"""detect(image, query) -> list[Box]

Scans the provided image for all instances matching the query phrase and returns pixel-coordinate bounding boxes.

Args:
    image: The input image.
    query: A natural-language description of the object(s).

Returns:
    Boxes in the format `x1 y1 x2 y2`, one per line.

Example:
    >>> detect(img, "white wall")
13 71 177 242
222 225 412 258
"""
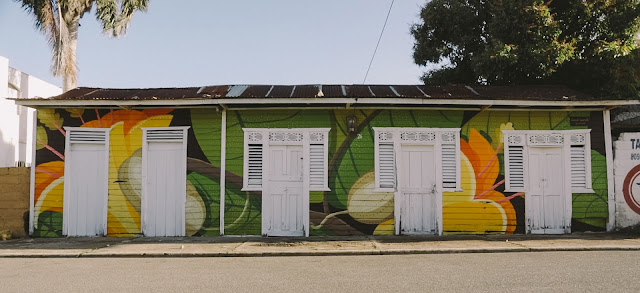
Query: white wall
614 132 640 228
0 56 62 167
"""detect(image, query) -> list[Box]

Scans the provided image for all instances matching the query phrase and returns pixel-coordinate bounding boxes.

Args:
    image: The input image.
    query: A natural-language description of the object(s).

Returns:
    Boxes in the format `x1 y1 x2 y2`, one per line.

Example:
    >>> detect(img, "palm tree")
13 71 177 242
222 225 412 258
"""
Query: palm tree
16 0 148 92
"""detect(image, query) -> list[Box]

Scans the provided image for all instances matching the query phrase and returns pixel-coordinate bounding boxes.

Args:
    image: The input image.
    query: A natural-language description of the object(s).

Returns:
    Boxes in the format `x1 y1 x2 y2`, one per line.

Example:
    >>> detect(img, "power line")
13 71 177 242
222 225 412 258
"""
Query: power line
363 0 395 84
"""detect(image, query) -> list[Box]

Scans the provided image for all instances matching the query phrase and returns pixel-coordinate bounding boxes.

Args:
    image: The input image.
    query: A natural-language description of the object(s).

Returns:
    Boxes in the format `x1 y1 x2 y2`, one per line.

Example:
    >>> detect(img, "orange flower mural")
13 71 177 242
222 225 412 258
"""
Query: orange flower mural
443 127 518 234
33 109 205 236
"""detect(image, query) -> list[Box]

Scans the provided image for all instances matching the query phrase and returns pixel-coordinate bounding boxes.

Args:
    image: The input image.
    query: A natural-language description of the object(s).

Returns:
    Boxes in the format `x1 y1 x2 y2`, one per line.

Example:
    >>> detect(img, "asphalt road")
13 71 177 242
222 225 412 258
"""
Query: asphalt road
2 251 640 292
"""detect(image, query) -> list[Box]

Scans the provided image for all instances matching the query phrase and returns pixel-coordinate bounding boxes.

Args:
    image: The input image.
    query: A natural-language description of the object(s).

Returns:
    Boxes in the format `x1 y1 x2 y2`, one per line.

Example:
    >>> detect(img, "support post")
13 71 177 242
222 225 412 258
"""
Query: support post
604 110 615 231
219 108 227 235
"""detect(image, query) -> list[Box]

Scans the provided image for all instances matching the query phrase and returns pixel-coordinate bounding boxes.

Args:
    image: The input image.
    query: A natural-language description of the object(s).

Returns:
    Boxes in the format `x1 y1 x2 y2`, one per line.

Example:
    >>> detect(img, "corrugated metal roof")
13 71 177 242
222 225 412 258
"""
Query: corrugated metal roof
20 84 609 102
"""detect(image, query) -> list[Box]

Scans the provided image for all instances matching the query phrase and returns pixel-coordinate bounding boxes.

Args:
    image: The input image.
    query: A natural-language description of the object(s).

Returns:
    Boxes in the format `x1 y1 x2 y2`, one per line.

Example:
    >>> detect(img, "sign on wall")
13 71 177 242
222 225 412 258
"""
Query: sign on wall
614 133 640 228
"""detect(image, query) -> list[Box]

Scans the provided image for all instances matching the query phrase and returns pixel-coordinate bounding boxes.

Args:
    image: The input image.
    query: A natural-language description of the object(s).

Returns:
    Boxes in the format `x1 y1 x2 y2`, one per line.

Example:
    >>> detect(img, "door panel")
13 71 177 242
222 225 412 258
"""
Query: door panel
399 145 437 234
527 147 566 234
143 141 186 237
265 145 304 236
64 143 108 236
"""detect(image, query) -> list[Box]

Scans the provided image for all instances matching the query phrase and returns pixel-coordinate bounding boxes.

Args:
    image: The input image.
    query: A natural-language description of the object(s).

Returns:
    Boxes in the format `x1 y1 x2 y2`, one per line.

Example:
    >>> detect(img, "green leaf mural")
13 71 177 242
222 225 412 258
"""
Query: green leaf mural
572 150 609 228
33 211 62 238
329 110 464 221
461 111 590 150
187 172 221 236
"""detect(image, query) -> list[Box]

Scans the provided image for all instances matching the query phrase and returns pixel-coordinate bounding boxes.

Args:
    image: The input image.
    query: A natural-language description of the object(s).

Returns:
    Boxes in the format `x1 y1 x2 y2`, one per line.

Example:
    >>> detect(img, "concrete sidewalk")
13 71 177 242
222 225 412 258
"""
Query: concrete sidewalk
1 233 640 258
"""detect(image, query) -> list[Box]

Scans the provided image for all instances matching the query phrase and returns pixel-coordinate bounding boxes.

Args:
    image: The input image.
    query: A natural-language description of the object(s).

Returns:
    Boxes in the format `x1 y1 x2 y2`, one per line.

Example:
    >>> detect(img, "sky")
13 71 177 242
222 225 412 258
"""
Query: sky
0 1 429 89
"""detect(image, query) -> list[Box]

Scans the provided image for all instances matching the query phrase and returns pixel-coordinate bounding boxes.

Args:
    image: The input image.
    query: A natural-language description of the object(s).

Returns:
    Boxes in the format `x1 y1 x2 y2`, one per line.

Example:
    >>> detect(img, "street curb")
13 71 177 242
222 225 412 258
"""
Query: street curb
2 246 640 258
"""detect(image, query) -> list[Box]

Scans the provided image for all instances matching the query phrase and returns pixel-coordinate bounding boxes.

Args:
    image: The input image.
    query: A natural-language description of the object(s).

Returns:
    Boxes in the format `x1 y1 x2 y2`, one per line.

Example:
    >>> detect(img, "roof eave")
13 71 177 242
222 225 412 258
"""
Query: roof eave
12 97 640 109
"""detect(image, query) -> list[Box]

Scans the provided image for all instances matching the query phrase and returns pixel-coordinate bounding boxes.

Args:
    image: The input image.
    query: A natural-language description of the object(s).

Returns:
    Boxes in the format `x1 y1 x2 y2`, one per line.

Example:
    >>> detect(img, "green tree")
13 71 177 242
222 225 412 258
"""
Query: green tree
412 0 640 98
16 0 148 92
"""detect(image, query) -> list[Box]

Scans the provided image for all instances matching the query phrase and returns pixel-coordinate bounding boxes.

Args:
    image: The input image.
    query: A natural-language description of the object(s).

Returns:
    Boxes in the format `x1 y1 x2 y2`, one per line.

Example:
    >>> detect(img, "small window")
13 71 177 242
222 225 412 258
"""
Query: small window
242 129 330 191
373 128 461 192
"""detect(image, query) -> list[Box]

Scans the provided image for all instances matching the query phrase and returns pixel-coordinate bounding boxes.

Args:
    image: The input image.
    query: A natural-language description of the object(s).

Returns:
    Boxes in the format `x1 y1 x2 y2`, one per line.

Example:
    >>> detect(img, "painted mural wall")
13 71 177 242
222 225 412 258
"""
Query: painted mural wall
33 108 609 237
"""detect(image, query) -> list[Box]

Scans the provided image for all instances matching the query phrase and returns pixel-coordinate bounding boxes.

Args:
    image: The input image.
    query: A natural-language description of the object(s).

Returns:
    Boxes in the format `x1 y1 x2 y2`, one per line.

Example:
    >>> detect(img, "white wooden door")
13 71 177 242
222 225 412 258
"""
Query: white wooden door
264 145 304 236
527 147 567 234
63 142 108 236
142 138 187 237
398 145 438 235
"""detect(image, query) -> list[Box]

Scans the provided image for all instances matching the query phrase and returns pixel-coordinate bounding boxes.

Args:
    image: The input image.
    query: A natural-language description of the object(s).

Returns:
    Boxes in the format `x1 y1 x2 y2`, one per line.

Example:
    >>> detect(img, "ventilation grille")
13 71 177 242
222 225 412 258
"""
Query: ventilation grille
69 130 106 143
506 145 525 190
378 143 396 189
146 129 185 141
441 143 457 189
571 145 588 189
247 144 263 188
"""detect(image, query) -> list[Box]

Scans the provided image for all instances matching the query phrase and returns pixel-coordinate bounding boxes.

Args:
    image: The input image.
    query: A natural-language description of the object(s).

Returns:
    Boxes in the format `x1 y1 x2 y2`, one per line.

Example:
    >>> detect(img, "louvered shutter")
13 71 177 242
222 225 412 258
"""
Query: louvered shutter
246 144 263 189
570 145 588 189
441 143 457 189
377 142 396 189
309 144 326 190
505 145 525 191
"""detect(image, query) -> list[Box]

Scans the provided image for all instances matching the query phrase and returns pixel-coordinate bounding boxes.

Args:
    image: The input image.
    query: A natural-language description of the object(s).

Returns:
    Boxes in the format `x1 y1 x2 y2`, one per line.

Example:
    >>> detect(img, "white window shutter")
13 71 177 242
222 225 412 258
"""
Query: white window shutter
378 142 396 189
309 144 326 190
570 145 588 189
505 145 525 191
441 143 457 189
246 143 263 189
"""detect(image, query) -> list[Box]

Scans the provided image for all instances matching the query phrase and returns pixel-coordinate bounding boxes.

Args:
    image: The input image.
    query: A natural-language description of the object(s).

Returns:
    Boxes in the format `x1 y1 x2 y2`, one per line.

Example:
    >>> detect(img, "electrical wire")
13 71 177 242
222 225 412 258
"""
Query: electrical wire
362 0 395 84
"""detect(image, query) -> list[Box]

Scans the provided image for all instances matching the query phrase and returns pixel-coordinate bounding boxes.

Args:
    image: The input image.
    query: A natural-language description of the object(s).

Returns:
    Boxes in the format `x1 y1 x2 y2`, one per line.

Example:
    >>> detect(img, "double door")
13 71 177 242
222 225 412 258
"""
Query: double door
527 147 569 234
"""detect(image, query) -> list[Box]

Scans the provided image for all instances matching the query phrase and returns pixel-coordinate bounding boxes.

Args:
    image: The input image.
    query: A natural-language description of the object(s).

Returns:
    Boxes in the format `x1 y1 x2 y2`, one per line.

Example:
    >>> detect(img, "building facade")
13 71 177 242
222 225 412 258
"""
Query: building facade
15 85 636 237
0 56 62 167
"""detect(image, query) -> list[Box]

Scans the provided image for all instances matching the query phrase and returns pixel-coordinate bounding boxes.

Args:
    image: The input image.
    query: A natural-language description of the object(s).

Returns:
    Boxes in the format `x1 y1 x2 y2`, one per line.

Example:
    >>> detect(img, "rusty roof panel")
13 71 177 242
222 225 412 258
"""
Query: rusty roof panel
392 85 426 97
321 85 346 98
368 85 398 97
267 86 295 98
292 85 320 98
240 85 272 97
199 85 229 97
27 84 605 102
347 85 373 97
419 85 476 99
471 85 593 100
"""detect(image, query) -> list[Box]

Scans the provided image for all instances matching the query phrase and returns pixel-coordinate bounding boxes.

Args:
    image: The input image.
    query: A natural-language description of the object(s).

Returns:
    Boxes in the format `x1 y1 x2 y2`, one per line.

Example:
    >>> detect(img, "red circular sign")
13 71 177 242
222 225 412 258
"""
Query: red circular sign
623 164 640 215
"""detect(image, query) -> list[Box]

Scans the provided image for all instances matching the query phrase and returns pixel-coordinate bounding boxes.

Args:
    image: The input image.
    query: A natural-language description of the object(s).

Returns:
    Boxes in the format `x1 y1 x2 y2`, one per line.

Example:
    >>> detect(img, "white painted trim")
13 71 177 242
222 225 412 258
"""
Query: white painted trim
141 126 190 236
28 110 36 235
220 109 226 236
14 97 640 107
604 110 615 231
62 127 111 236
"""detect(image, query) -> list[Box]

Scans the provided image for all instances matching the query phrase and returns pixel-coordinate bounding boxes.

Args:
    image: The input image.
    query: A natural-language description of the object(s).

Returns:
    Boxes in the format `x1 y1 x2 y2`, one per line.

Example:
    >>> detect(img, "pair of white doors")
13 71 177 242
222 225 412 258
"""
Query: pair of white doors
62 127 188 237
527 147 569 234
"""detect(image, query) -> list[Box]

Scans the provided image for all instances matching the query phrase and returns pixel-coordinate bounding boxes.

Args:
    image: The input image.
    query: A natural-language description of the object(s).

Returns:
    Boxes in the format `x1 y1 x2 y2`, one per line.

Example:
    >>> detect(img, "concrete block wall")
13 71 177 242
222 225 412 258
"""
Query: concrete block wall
0 167 30 238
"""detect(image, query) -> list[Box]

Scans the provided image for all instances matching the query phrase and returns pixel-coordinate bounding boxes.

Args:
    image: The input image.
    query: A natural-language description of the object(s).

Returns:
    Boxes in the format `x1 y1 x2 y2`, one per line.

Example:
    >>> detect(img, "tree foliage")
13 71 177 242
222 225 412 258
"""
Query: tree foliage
16 0 148 91
412 0 640 98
